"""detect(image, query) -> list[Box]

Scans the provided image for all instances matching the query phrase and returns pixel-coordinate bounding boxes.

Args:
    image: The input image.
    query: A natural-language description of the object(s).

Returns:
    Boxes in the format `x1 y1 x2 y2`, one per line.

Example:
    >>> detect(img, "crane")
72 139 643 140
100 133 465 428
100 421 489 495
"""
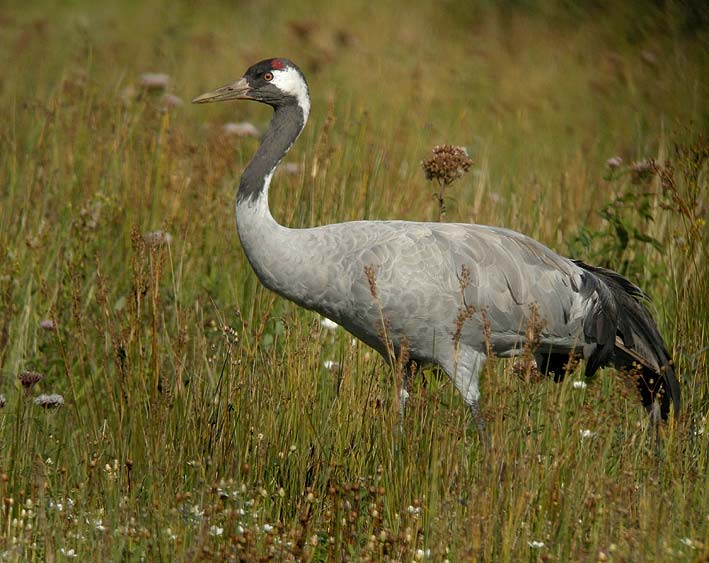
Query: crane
193 58 680 439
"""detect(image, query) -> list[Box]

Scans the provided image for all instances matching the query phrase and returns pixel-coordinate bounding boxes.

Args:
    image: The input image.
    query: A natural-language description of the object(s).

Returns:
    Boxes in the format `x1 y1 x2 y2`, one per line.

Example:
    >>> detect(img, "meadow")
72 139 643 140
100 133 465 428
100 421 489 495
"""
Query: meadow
0 1 707 560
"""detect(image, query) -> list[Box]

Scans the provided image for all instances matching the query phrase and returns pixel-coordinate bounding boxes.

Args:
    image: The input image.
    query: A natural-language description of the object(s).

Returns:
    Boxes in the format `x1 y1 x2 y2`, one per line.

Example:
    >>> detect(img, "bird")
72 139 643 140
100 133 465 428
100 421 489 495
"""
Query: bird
193 57 680 439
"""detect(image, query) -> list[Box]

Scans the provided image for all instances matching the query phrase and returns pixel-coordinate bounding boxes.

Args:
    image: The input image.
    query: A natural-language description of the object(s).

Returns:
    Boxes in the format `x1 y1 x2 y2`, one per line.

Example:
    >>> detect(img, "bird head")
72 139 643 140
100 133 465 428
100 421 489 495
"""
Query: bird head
192 58 309 116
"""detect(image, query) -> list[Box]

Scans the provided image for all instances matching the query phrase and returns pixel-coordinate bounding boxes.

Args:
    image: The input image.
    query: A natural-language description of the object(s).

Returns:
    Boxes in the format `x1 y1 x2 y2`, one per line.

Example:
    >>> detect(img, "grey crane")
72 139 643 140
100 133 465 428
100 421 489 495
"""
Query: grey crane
193 58 680 438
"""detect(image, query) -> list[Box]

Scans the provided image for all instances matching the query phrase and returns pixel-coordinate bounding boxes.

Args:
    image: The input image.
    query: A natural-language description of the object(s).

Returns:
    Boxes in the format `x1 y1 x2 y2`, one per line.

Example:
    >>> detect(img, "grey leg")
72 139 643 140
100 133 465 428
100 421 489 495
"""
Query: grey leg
442 348 489 448
398 364 412 433
469 399 489 448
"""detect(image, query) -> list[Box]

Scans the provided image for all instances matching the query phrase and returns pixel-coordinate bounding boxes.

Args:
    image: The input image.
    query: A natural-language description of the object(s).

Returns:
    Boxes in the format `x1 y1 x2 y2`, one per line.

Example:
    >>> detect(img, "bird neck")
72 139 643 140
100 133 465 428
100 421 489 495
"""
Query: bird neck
237 103 306 207
235 101 315 307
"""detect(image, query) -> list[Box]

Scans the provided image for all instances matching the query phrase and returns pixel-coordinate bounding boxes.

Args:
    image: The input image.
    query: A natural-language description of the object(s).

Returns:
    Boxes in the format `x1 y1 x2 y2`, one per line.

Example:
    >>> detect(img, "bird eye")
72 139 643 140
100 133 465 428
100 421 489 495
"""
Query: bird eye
264 72 274 81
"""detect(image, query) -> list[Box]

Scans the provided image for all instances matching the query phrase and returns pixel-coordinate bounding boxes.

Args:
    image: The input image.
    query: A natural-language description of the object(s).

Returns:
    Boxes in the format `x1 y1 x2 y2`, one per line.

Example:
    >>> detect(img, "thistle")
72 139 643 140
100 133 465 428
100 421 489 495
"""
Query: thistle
34 394 65 409
18 371 43 393
421 144 473 221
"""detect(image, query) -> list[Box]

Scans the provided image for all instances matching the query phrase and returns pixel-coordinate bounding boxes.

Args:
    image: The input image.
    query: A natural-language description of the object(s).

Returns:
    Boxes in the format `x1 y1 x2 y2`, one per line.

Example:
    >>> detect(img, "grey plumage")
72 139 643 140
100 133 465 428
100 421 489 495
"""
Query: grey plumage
194 58 680 436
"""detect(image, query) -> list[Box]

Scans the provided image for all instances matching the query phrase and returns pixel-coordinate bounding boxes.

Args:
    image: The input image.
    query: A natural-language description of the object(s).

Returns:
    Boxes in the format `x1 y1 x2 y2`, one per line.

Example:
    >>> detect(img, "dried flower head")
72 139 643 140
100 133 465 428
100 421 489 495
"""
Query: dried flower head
34 394 64 409
421 145 473 186
18 371 43 390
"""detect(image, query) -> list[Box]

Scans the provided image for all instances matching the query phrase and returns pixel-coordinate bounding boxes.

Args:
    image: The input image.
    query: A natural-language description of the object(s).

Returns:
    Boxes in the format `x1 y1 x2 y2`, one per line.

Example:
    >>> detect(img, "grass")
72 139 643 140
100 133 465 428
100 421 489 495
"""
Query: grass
1 0 708 560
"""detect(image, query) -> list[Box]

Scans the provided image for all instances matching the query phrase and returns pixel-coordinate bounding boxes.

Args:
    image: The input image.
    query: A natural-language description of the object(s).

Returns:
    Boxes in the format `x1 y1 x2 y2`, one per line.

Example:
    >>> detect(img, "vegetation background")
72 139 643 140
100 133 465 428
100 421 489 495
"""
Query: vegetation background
0 0 707 560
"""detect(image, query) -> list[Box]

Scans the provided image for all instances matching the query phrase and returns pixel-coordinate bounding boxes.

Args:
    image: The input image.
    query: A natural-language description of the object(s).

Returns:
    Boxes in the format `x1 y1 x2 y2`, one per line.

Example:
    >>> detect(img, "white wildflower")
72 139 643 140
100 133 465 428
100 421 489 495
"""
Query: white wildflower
580 429 596 439
528 540 545 548
572 380 587 389
60 548 77 558
263 523 274 533
680 537 695 549
209 525 223 536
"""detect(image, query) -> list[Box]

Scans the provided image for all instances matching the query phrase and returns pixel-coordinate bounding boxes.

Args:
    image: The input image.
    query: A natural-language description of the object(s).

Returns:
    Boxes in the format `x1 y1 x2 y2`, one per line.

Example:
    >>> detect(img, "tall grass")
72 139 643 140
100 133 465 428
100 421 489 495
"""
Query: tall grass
1 1 707 560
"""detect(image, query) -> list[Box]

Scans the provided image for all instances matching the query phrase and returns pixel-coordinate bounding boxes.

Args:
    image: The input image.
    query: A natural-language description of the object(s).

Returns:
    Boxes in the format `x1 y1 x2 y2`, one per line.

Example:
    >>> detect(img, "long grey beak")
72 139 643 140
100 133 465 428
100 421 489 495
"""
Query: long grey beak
192 76 251 104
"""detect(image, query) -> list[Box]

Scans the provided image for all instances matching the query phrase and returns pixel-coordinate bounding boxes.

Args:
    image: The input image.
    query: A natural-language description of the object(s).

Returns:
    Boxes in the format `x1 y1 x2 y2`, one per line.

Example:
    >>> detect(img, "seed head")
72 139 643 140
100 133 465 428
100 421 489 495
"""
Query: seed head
421 145 473 185
34 394 65 409
18 371 43 391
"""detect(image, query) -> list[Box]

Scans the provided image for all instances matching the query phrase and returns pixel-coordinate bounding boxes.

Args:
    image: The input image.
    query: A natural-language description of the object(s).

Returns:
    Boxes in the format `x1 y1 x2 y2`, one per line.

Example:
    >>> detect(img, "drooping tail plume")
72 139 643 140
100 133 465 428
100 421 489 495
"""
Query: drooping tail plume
574 261 680 420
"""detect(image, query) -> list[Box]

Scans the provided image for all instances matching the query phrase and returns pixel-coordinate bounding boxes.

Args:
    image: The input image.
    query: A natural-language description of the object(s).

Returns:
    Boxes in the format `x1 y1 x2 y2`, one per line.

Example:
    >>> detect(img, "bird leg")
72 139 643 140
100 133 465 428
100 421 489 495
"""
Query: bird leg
397 363 413 433
469 399 489 450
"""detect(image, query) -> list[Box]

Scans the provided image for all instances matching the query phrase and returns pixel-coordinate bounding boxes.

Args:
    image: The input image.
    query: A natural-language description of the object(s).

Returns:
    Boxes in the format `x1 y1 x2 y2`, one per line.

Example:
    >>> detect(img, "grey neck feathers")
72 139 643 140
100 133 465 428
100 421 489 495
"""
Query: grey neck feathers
237 102 305 205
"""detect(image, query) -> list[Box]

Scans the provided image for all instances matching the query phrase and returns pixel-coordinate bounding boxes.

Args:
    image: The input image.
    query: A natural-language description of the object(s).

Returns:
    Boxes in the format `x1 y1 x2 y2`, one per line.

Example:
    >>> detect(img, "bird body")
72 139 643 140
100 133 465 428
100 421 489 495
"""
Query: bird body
194 58 680 433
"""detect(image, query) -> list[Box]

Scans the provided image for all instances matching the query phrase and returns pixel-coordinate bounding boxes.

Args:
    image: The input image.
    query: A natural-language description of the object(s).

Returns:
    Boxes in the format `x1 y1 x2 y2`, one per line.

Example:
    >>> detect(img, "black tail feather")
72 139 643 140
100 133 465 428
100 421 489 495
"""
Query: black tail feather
573 260 680 420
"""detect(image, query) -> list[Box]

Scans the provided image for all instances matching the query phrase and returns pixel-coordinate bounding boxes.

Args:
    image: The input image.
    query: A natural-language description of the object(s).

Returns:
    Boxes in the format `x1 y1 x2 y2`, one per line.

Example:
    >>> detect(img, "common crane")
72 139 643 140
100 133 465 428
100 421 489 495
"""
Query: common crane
193 58 680 439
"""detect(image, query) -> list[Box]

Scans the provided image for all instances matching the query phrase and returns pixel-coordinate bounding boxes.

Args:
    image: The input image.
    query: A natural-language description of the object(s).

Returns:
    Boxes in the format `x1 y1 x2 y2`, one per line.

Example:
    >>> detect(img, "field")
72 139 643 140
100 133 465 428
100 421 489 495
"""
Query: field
1 1 708 561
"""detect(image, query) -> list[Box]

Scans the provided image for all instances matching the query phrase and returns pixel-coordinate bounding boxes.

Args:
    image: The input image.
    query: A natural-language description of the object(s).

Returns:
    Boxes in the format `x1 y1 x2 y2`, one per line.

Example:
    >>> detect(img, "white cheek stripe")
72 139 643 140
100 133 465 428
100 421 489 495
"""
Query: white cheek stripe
271 67 310 120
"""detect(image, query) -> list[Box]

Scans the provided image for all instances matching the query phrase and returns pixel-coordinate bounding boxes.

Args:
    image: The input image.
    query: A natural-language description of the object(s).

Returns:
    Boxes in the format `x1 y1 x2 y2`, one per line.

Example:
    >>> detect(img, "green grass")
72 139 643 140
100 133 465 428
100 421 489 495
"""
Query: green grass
1 1 707 560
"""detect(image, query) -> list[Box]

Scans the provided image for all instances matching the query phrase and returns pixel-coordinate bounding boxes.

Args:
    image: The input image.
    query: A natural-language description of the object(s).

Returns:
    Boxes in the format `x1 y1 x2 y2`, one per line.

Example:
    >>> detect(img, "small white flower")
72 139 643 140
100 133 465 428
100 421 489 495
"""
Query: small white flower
407 505 422 515
263 523 274 533
323 360 338 370
528 540 545 548
94 519 107 532
209 525 223 537
320 318 338 330
572 380 587 389
580 429 596 439
60 547 77 557
680 537 695 549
